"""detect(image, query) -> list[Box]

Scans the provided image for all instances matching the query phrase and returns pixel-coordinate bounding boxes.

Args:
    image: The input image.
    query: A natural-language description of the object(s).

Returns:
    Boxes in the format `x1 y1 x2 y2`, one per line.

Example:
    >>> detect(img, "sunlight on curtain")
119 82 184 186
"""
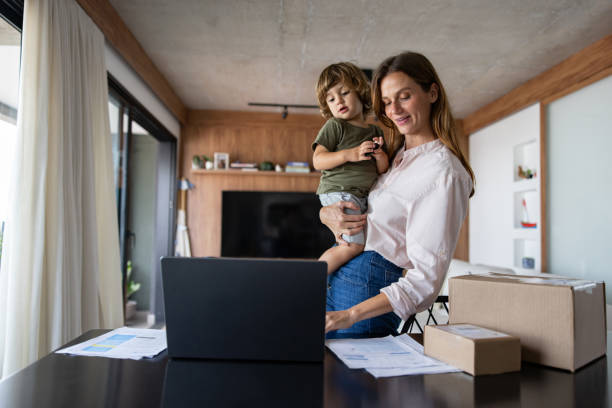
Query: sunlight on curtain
0 0 123 378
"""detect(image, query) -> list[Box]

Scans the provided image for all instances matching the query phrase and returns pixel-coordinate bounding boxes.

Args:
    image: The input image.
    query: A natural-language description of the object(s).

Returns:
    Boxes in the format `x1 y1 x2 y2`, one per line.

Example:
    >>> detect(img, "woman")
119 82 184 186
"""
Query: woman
322 52 475 338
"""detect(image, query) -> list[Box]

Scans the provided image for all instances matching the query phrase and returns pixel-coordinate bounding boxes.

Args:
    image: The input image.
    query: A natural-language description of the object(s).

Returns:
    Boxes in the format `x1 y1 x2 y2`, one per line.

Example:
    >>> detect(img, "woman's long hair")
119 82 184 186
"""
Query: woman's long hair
372 52 474 197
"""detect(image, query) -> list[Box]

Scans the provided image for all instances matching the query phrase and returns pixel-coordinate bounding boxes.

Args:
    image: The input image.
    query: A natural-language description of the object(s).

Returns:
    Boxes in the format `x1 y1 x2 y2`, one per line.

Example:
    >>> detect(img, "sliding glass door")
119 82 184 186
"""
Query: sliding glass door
109 77 176 327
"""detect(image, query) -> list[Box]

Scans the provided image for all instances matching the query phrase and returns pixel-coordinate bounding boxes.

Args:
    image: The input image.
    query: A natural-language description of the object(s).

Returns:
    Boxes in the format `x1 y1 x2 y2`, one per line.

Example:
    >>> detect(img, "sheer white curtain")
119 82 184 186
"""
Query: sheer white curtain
0 0 123 378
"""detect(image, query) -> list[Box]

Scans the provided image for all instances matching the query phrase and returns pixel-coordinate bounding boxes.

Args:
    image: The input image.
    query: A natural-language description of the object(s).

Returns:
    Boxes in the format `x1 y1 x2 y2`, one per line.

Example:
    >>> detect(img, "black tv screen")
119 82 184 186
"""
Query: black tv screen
221 191 335 258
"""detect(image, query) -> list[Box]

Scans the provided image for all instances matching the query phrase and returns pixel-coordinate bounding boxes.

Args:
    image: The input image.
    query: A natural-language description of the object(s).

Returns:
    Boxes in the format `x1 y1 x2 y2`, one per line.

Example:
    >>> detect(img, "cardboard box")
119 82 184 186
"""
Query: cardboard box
449 273 606 372
424 324 521 376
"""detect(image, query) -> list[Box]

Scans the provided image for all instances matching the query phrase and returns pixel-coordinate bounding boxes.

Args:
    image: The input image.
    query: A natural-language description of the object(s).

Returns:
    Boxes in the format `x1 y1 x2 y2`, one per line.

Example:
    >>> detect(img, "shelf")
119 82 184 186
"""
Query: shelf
513 190 538 229
512 178 538 192
512 136 541 271
513 238 539 271
191 169 321 178
513 140 538 182
512 228 538 240
513 226 538 235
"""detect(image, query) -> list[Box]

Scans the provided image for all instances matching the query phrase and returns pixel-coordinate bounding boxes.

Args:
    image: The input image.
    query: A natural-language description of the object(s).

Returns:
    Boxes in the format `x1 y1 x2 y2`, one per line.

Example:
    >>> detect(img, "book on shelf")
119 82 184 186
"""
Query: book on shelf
285 166 311 173
286 161 309 167
230 162 257 169
241 167 259 172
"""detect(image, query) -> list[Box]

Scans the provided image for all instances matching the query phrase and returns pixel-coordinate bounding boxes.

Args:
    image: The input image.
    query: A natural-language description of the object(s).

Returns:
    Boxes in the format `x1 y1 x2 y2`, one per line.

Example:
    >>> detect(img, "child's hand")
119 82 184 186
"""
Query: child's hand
346 141 377 162
373 136 384 149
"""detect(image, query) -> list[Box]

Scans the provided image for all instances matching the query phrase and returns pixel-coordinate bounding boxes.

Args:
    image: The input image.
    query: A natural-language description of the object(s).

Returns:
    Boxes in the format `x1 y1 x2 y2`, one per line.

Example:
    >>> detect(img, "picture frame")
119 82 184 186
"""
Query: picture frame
214 152 230 170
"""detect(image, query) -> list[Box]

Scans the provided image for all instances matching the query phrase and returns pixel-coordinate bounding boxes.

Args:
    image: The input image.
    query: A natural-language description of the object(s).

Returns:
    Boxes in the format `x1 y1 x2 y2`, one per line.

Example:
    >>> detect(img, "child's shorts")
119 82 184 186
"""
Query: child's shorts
318 192 367 245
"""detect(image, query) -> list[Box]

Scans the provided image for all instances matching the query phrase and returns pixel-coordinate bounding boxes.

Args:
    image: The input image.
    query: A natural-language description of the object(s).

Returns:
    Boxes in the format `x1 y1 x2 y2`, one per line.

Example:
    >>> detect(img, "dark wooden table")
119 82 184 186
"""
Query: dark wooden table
0 329 609 407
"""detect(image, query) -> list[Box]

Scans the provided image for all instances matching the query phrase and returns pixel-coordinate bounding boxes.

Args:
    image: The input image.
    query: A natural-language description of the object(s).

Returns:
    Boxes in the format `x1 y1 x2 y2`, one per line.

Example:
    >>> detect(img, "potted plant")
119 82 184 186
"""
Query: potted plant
192 155 203 170
203 155 213 170
125 260 141 320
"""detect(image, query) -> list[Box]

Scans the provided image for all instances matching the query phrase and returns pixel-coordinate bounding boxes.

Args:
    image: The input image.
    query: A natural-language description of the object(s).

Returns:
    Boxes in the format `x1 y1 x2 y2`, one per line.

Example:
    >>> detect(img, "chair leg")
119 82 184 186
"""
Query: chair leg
413 317 423 333
400 315 417 334
400 296 450 334
426 306 438 326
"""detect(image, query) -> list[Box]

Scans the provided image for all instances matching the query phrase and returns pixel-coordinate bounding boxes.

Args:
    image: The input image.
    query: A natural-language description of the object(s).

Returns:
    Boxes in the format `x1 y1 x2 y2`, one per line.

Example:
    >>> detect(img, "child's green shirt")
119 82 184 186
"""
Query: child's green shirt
312 118 384 198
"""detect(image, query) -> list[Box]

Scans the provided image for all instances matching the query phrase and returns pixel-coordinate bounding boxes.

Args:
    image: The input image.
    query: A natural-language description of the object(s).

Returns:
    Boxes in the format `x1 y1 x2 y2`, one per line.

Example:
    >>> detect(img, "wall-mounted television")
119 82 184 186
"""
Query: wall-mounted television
221 191 334 259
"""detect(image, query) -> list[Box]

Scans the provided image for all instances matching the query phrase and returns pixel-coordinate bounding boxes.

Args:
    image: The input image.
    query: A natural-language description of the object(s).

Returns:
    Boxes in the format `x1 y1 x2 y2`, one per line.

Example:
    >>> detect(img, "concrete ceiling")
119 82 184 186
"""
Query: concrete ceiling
109 0 612 118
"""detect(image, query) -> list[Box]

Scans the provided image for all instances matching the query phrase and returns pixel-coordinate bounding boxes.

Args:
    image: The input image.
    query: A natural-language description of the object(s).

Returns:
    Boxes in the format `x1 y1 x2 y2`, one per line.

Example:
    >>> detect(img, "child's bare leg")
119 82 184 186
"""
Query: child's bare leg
319 243 364 275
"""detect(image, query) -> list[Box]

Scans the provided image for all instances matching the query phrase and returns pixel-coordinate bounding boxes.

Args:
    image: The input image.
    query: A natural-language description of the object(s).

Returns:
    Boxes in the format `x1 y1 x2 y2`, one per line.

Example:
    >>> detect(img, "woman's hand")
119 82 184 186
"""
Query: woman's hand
325 310 357 333
325 295 394 334
319 201 367 244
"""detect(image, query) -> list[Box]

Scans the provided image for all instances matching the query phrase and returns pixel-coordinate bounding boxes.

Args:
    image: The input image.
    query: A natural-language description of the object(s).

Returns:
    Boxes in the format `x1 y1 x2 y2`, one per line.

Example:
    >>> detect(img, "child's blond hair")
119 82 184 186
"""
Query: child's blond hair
316 62 372 119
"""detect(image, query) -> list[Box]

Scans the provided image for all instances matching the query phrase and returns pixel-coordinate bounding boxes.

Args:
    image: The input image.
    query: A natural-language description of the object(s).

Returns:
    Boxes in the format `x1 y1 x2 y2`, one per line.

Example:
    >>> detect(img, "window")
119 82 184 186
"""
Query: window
0 8 22 265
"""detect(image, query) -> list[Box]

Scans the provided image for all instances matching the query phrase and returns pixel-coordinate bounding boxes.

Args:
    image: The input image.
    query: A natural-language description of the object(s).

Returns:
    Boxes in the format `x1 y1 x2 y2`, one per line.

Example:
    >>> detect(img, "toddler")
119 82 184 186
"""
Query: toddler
312 62 389 274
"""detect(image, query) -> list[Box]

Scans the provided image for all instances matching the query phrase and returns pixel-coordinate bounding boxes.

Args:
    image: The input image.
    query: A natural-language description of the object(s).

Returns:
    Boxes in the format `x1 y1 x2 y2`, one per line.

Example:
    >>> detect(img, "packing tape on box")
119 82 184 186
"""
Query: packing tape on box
475 272 598 293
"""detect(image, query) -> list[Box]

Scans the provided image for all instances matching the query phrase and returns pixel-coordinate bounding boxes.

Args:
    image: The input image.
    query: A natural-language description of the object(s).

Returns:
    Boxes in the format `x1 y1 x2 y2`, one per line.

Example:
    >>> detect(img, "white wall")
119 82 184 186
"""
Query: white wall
547 74 612 302
469 103 540 270
104 42 180 139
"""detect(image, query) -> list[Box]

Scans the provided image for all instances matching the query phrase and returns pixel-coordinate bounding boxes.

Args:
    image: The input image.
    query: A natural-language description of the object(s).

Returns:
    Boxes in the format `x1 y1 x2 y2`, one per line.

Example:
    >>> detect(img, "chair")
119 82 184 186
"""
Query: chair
398 295 449 334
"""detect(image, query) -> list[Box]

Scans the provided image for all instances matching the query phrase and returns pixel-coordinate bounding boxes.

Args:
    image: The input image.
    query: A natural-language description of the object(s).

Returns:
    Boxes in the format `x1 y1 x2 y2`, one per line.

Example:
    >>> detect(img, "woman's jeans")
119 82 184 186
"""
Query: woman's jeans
326 251 403 339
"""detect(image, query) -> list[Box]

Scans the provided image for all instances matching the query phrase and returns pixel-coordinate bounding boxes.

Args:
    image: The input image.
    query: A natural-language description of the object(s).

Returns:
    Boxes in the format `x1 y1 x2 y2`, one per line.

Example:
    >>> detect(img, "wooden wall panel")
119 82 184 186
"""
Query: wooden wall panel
75 0 187 123
181 110 325 256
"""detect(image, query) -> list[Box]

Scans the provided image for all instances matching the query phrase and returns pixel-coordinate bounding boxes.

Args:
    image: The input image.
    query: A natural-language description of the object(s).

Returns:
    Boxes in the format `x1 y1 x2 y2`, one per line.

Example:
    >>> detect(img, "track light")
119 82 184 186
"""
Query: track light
248 102 319 119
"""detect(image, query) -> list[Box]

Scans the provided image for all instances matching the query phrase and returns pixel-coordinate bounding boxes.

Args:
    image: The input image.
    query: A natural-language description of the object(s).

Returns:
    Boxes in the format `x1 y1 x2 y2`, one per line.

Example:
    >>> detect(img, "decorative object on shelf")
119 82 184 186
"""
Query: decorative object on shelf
518 165 537 180
521 199 537 228
202 155 213 170
521 257 535 269
285 161 310 173
192 155 213 170
259 161 274 171
214 152 230 170
230 161 257 170
192 155 204 170
275 164 283 172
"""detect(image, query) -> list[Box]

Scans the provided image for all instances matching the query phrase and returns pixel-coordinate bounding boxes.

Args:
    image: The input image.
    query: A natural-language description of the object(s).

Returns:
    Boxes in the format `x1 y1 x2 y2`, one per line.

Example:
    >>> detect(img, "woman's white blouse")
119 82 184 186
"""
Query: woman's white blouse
364 139 472 321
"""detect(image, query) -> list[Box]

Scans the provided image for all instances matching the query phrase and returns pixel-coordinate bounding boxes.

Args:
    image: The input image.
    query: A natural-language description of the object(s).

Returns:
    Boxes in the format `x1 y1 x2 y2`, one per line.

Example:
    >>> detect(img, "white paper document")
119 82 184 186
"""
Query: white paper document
56 327 167 360
326 334 460 378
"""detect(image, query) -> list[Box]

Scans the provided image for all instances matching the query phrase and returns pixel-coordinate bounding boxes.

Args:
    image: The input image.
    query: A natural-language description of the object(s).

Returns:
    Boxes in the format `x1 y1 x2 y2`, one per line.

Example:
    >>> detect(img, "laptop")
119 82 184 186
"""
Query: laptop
161 257 327 362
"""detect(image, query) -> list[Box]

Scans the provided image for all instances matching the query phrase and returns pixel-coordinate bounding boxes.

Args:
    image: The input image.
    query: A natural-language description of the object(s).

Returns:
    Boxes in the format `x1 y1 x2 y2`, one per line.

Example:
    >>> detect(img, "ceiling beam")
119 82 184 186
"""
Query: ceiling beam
75 0 188 124
463 33 612 135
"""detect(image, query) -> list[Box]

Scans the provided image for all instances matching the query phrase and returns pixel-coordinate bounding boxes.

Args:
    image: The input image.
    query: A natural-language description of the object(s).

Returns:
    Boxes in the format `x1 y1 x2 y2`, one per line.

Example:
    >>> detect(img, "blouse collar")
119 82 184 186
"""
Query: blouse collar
394 139 443 166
